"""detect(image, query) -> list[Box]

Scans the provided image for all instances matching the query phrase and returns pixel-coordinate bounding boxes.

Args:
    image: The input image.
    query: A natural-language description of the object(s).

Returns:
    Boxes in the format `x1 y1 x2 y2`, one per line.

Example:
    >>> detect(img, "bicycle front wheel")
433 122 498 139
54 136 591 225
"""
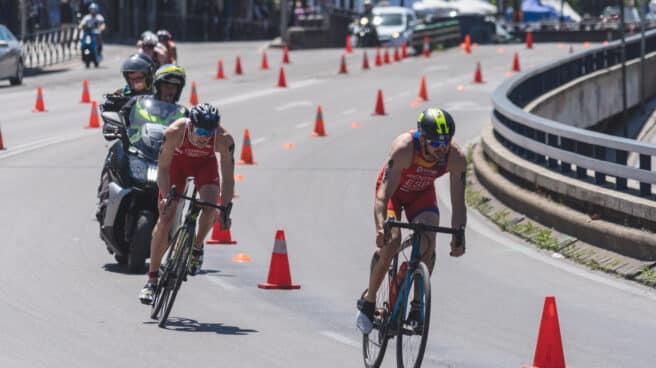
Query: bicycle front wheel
396 261 431 368
150 227 185 320
158 226 193 328
362 253 395 368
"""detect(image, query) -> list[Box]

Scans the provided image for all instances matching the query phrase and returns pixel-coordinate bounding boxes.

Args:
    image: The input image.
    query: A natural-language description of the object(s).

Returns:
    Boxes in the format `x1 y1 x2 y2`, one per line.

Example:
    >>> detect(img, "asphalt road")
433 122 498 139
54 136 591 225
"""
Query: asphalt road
0 41 654 368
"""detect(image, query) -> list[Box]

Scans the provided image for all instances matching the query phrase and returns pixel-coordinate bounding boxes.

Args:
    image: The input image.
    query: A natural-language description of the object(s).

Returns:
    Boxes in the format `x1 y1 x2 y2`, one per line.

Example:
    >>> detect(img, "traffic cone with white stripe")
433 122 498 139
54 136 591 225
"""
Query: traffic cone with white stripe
422 36 431 57
80 79 91 103
362 50 370 70
312 105 327 137
33 86 47 112
238 128 255 165
189 81 199 105
338 54 348 74
0 124 5 150
85 101 101 128
215 59 226 79
258 230 300 289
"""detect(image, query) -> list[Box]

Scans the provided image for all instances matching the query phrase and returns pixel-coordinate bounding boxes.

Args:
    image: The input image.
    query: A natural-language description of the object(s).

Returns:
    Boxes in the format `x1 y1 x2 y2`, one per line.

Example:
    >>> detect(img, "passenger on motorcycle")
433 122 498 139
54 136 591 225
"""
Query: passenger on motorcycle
78 2 105 56
96 65 188 226
139 103 235 304
157 29 178 65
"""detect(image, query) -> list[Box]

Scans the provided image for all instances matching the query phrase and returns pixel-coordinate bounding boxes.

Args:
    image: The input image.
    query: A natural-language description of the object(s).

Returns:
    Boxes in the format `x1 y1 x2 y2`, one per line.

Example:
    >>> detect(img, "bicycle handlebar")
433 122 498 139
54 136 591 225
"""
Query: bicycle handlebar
165 186 231 213
383 218 465 246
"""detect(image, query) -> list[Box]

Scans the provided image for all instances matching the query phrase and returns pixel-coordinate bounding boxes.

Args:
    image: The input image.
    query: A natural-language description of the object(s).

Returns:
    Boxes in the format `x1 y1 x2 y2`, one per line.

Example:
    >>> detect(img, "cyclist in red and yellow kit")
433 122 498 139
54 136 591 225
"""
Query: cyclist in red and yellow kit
357 107 467 333
140 103 235 304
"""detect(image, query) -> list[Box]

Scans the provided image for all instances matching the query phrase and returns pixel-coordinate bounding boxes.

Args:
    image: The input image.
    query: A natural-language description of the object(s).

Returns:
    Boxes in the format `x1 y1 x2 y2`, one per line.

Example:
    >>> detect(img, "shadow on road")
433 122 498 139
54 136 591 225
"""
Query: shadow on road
154 317 259 335
102 263 146 275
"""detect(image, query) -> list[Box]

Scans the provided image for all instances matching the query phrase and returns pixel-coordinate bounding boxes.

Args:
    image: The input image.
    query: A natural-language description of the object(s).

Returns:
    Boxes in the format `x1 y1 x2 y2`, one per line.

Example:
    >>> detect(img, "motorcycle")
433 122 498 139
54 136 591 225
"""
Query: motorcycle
80 26 101 68
98 97 183 272
350 16 380 48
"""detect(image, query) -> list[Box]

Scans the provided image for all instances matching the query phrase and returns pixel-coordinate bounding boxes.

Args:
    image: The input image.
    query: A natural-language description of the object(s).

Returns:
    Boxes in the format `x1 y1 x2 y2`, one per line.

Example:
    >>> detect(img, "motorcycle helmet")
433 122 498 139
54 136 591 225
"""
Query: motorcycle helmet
89 2 99 13
121 54 154 90
153 64 186 103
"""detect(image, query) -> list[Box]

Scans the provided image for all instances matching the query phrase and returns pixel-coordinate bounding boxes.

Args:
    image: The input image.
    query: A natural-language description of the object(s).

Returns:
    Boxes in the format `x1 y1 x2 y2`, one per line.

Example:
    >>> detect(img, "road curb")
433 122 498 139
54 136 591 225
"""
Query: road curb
473 123 656 262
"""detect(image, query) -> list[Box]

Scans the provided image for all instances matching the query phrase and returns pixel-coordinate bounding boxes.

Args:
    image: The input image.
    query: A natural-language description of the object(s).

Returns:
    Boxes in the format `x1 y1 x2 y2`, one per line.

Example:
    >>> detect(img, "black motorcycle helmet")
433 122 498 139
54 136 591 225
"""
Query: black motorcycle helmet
416 107 455 143
189 103 220 131
121 54 154 90
152 64 186 103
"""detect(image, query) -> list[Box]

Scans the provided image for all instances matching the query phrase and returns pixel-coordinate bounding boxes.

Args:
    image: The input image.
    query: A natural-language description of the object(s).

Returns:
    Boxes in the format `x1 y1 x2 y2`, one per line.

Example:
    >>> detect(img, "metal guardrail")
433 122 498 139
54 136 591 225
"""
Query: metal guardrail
20 25 81 68
411 19 461 50
491 29 656 198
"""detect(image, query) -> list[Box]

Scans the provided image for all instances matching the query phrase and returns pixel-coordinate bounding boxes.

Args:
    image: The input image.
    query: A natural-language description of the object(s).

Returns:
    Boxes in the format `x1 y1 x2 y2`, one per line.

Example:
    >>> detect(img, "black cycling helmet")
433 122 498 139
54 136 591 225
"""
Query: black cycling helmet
157 29 172 44
121 54 154 89
153 64 186 103
189 103 220 131
416 107 455 144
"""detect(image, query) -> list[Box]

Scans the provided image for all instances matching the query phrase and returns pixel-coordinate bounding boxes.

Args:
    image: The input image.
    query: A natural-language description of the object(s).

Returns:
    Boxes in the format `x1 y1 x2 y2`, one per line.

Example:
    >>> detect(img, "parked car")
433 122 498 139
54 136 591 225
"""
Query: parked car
372 6 419 46
0 25 24 86
597 6 641 30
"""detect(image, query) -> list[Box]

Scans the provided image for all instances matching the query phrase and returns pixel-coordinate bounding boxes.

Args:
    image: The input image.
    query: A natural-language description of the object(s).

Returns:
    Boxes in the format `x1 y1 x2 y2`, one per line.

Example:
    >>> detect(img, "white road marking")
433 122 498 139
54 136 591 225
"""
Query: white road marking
435 171 656 301
340 108 357 115
295 122 312 129
251 137 267 145
213 79 324 106
205 275 236 290
319 330 360 349
275 100 313 111
0 130 97 161
423 65 448 73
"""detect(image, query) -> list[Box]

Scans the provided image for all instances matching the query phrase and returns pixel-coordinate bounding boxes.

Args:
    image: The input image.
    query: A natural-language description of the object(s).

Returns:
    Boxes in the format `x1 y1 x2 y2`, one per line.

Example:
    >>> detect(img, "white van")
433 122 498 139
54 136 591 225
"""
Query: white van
372 6 419 46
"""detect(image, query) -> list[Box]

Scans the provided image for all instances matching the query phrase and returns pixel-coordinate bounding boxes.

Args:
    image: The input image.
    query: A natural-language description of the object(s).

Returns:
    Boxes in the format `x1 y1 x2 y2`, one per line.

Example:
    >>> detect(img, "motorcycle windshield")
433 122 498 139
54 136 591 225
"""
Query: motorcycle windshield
131 123 166 161
128 96 186 148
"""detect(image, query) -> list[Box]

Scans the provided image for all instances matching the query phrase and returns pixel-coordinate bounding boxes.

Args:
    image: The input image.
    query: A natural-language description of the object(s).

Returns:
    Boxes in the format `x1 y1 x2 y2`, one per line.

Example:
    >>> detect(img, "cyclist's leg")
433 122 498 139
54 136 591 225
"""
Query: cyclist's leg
405 188 440 274
365 205 402 304
194 157 220 249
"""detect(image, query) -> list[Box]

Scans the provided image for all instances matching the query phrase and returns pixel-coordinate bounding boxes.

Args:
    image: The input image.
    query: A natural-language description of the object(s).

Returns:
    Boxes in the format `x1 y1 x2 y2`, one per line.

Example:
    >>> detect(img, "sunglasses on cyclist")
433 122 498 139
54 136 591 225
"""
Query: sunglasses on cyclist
194 127 215 137
425 135 451 148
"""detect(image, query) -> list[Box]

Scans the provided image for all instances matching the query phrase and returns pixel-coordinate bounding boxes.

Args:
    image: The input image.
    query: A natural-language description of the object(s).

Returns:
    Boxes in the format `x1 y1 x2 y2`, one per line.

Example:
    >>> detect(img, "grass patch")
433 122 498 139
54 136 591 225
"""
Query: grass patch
533 228 559 251
493 209 512 230
638 266 656 285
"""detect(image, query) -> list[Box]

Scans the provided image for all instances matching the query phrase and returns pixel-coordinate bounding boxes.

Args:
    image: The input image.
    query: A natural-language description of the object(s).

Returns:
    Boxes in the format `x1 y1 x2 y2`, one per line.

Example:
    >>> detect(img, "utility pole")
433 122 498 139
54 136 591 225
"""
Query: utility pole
640 0 646 112
620 0 628 138
281 0 289 44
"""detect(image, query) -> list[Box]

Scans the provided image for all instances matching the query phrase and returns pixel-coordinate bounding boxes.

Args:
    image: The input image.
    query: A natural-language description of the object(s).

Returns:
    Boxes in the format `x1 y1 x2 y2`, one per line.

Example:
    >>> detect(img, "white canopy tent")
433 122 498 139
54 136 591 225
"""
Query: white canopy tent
444 0 497 15
539 0 582 22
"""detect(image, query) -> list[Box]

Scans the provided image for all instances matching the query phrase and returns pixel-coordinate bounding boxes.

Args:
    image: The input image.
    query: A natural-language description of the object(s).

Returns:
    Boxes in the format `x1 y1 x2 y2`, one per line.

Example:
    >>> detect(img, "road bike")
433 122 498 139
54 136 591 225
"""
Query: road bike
362 218 463 368
150 177 230 328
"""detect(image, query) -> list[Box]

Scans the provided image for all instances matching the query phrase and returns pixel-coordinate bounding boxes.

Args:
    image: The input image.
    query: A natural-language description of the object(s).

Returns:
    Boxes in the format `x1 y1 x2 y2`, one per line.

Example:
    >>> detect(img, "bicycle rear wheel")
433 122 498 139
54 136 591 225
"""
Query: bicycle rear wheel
362 253 396 368
150 227 184 320
396 261 431 368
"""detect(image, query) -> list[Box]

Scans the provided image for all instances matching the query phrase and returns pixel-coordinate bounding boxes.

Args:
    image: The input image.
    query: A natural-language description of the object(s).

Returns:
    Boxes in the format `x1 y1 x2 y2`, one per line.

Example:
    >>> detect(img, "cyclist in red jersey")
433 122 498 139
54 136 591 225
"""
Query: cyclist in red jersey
356 107 467 334
140 103 235 304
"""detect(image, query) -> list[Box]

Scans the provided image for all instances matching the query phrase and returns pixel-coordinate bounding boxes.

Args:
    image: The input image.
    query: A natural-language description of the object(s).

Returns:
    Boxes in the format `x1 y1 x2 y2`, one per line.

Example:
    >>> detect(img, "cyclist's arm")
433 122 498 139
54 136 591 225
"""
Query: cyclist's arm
170 43 178 64
374 135 412 231
157 119 185 197
448 143 467 243
215 129 235 205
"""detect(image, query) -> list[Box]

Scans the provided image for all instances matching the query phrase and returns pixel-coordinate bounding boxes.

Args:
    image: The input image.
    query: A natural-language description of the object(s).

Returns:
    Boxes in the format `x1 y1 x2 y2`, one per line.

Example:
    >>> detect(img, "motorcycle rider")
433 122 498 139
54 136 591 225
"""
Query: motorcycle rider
96 64 188 225
78 2 105 56
157 29 178 65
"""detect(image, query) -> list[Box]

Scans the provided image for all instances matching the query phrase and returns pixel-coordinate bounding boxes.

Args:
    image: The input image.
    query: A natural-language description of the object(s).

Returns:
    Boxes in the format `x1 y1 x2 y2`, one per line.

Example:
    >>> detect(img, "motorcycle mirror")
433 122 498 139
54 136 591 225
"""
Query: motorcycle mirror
101 111 121 126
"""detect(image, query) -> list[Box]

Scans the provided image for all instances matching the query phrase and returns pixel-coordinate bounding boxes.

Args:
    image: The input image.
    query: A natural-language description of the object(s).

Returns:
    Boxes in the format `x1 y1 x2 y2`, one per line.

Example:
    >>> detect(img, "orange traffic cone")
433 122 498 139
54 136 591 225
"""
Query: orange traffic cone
345 35 353 53
401 40 408 58
277 66 287 88
526 31 534 49
372 89 386 116
362 50 370 70
375 47 382 66
260 50 269 70
85 101 101 128
525 296 566 368
393 45 400 62
512 52 521 72
338 54 348 74
215 60 226 79
473 62 484 83
238 128 255 165
383 46 390 64
258 230 300 290
282 45 290 64
80 79 91 103
207 215 237 245
235 55 243 75
33 86 47 112
464 34 472 54
422 36 430 57
312 105 327 137
0 124 5 150
418 75 428 101
189 81 199 105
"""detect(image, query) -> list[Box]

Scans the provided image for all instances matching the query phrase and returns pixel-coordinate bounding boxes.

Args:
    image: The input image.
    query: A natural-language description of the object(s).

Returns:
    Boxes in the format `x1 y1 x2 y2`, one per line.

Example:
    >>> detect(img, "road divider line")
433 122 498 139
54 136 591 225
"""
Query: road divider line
0 130 97 161
205 275 236 290
275 100 313 112
340 108 357 115
251 137 267 145
295 122 312 129
319 331 360 349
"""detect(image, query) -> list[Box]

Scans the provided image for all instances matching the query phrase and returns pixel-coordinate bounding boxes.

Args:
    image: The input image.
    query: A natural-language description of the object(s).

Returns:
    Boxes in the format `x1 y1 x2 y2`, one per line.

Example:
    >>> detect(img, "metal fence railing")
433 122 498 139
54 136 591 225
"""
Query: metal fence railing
491 29 656 198
21 25 81 68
